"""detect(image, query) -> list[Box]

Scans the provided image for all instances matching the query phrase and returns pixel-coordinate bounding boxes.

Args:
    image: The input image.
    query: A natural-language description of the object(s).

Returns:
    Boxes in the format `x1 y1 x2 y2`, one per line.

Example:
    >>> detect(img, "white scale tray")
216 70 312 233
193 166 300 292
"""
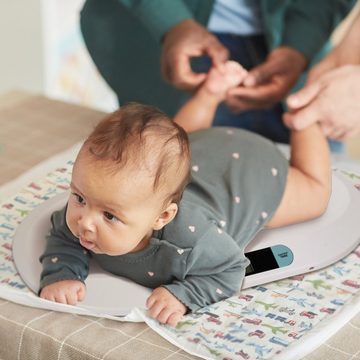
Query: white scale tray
12 171 360 315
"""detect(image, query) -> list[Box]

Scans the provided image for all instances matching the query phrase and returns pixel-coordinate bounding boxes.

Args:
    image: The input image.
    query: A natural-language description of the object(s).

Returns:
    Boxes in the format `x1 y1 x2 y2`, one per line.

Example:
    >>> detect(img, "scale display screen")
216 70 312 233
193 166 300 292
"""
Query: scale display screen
245 245 293 276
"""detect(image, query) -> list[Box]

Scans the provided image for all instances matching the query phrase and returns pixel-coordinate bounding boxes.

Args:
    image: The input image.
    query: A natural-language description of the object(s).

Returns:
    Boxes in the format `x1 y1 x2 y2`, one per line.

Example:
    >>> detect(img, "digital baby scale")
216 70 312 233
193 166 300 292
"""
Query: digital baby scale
243 170 360 288
12 170 360 316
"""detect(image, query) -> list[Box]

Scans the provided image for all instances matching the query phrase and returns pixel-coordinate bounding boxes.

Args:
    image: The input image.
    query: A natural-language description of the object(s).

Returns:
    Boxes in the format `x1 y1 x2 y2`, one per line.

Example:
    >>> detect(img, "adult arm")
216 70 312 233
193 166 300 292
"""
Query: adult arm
284 10 360 139
118 1 228 90
117 0 193 42
294 3 360 83
226 0 355 112
284 65 360 139
161 19 228 90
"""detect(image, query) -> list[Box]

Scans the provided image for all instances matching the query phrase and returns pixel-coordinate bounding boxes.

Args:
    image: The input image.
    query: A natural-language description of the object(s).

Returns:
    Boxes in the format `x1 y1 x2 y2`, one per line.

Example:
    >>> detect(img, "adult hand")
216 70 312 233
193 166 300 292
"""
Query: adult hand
161 19 229 91
39 280 86 305
284 65 360 140
146 287 187 327
225 46 307 112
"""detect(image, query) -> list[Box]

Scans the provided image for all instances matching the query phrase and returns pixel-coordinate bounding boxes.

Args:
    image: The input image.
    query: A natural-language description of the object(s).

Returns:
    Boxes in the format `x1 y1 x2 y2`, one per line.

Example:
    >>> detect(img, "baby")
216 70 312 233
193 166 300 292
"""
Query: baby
39 62 331 327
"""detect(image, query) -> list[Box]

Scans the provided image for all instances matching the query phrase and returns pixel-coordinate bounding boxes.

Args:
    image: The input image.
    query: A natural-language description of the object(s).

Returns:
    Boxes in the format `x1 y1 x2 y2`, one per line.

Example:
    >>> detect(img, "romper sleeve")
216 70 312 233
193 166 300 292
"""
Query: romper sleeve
39 206 90 290
280 0 356 61
162 224 249 312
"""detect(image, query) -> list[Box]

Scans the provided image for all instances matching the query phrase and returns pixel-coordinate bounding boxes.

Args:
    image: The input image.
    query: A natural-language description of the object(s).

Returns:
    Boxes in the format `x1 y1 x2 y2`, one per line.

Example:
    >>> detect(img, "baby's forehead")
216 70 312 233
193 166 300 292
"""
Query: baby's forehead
77 133 186 190
76 147 159 184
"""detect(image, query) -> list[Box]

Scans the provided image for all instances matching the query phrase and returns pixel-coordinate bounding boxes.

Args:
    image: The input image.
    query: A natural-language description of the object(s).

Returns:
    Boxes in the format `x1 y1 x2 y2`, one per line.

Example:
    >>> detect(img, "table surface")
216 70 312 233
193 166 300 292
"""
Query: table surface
0 91 104 186
0 90 359 360
1 90 359 188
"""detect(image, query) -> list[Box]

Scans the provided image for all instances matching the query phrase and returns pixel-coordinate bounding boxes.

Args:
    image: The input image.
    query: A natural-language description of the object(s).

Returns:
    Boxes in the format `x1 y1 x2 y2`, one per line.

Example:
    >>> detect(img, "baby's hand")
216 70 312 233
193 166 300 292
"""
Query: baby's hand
146 287 187 327
204 61 247 100
39 280 86 305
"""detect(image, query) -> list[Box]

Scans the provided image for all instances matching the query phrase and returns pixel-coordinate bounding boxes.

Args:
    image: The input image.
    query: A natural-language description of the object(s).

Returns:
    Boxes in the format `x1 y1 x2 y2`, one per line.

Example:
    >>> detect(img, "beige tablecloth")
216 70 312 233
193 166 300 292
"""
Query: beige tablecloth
0 91 359 360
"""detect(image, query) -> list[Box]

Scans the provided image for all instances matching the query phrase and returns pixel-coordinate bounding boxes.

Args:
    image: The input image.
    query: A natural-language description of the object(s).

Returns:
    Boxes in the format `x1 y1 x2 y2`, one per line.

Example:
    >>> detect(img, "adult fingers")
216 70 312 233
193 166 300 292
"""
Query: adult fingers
227 81 281 108
325 125 347 141
225 92 266 112
243 60 280 87
306 56 337 84
344 127 360 139
206 39 229 68
283 103 321 130
335 127 360 141
228 81 278 101
174 37 228 89
162 54 206 90
282 112 294 129
175 71 207 90
286 81 321 110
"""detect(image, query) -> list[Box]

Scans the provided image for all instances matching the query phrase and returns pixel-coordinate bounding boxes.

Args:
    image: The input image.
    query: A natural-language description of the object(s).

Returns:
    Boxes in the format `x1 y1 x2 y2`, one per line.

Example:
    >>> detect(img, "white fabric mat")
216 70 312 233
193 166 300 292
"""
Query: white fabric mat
1 144 360 359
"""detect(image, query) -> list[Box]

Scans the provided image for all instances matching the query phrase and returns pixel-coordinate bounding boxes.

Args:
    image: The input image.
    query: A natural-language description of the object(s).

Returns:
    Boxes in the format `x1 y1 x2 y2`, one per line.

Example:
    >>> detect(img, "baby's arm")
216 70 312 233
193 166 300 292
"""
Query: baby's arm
146 227 247 326
174 61 247 132
39 206 90 304
267 123 331 227
40 280 86 305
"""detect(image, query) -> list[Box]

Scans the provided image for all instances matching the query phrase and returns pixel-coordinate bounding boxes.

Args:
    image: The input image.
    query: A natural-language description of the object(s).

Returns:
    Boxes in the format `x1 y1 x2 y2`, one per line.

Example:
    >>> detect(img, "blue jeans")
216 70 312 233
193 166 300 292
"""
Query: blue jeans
183 33 344 152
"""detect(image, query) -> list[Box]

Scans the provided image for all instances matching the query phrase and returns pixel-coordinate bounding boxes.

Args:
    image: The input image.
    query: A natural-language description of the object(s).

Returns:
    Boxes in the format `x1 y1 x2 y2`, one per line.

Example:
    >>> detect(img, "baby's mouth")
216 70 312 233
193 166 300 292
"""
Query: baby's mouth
79 237 96 251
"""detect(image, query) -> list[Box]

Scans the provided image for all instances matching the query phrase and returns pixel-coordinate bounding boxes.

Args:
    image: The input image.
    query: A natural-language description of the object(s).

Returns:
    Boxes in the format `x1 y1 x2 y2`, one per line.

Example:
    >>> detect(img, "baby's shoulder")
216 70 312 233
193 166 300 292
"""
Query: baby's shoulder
163 200 215 246
162 199 235 252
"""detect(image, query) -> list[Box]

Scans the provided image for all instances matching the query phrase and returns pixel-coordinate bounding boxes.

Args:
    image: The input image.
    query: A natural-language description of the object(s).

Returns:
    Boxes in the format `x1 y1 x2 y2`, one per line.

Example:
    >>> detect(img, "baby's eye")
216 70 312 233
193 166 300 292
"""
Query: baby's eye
104 211 119 222
72 192 85 205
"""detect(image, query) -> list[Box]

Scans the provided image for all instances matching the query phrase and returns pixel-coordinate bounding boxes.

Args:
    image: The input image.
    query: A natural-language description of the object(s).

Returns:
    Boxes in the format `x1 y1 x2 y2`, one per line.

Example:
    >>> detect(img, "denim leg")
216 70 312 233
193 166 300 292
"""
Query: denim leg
328 139 345 153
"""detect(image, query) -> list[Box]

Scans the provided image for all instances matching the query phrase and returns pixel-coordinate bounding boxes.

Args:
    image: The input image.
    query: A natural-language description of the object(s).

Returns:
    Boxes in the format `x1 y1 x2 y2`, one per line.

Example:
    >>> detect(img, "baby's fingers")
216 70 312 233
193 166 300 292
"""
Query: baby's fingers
65 291 79 305
40 288 66 304
77 284 86 301
149 304 183 327
54 293 68 304
39 290 55 302
167 311 184 327
156 307 176 324
147 298 164 319
146 293 156 309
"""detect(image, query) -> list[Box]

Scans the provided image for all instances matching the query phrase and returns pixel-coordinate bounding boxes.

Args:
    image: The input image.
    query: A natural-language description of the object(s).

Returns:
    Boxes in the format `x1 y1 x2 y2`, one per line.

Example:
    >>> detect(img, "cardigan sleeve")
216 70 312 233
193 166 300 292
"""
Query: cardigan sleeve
117 0 194 42
280 0 356 61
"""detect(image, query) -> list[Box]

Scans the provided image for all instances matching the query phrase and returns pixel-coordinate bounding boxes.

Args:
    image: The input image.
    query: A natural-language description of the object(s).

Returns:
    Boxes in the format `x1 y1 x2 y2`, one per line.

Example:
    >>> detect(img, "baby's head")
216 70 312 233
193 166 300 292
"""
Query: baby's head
66 103 191 256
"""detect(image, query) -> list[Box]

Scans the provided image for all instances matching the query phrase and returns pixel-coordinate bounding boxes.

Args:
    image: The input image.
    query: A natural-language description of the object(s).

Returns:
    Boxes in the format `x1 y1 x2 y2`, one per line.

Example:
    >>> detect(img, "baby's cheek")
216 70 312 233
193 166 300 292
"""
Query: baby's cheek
65 208 79 237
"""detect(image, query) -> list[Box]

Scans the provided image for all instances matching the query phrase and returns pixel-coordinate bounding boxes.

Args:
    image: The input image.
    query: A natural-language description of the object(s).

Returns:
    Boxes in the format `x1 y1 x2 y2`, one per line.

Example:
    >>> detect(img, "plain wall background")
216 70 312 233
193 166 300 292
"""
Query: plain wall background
0 0 44 96
0 1 358 112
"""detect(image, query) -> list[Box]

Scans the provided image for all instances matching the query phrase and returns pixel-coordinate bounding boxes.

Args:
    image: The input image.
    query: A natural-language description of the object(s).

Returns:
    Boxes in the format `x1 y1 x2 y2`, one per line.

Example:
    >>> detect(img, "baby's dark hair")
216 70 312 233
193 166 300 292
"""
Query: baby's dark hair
82 102 191 205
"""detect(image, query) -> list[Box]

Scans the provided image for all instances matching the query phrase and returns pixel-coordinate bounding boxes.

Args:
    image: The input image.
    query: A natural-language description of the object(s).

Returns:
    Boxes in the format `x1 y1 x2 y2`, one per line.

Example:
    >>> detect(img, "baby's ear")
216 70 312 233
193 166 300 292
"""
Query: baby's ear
153 203 178 230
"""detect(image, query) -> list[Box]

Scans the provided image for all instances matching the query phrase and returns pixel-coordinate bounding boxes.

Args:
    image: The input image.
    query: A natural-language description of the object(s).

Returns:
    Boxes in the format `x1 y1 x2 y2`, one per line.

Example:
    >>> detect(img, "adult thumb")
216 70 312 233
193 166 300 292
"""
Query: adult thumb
283 103 320 130
243 60 278 87
287 81 320 110
206 41 229 68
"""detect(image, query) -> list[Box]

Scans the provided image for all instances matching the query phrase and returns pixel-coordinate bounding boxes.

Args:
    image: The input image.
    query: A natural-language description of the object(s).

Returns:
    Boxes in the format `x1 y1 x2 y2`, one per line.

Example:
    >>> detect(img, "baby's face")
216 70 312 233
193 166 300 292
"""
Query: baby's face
66 152 166 256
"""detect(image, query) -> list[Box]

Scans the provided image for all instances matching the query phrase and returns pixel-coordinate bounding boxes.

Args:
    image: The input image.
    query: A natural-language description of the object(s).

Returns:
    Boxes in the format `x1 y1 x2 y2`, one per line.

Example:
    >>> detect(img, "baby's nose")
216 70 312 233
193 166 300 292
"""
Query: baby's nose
78 213 96 232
